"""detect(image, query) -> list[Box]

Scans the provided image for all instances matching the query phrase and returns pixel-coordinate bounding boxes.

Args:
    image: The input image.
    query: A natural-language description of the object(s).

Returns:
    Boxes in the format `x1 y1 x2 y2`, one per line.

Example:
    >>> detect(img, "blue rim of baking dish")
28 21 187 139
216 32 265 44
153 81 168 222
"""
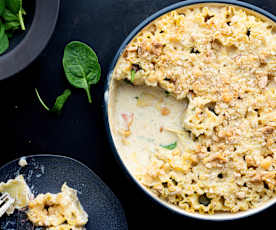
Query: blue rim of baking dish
0 0 60 80
103 0 276 221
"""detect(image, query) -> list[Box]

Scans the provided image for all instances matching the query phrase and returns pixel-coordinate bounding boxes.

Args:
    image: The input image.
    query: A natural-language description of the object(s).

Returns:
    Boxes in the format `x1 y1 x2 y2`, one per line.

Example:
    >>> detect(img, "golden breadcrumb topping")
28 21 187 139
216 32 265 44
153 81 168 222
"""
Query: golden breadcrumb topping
112 5 276 214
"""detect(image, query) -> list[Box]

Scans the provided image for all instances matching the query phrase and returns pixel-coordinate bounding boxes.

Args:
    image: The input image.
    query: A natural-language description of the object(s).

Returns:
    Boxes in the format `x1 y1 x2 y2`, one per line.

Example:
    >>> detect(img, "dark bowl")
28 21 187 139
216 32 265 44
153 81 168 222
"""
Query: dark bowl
104 0 276 221
6 0 35 53
0 0 60 80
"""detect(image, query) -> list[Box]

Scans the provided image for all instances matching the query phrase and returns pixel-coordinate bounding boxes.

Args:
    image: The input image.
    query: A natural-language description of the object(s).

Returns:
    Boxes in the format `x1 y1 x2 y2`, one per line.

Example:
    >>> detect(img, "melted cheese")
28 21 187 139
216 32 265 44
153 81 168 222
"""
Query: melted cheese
27 184 88 229
0 175 32 215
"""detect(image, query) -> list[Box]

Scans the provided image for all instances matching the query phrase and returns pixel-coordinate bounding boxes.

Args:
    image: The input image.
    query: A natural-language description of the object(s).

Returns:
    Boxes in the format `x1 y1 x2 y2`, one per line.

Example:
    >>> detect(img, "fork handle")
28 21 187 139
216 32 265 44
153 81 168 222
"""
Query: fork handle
0 196 15 217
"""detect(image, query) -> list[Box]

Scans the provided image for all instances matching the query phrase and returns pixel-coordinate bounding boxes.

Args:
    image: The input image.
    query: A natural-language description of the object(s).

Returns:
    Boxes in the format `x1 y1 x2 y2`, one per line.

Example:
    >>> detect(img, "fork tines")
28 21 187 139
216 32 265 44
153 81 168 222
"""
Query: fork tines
0 193 15 218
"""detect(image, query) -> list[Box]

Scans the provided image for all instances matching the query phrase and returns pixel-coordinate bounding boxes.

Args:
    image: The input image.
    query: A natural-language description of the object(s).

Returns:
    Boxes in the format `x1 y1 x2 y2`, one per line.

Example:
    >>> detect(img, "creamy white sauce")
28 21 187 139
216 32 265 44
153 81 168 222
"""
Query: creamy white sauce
109 81 186 175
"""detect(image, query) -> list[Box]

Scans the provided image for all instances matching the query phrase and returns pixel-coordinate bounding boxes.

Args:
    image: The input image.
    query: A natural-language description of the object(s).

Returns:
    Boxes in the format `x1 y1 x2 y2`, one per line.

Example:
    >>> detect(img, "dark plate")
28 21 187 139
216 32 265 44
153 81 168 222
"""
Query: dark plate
0 0 60 80
0 155 128 230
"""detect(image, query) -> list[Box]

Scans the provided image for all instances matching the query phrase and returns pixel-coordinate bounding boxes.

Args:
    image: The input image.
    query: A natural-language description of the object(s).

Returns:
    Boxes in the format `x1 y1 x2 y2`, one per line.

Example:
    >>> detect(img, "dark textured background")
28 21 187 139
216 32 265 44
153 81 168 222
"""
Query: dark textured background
0 0 275 229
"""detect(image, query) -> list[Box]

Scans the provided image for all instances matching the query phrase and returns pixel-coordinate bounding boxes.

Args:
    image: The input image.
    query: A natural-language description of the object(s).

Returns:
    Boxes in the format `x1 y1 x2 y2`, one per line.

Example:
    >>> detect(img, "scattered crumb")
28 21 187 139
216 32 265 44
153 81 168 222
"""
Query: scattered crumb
18 157 28 167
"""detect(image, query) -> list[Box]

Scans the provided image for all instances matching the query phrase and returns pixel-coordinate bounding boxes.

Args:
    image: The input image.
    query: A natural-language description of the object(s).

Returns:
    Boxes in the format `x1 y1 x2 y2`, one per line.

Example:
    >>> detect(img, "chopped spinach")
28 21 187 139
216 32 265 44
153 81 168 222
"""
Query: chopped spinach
190 47 200 54
165 91 170 97
162 182 168 188
198 194 211 206
124 79 133 85
160 141 177 150
131 63 141 72
246 28 251 37
170 177 178 186
131 69 136 83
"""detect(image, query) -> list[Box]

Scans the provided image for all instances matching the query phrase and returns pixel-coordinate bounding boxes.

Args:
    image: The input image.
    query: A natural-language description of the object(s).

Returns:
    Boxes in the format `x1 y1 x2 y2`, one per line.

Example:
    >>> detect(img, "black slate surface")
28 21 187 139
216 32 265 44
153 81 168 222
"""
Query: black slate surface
0 0 275 229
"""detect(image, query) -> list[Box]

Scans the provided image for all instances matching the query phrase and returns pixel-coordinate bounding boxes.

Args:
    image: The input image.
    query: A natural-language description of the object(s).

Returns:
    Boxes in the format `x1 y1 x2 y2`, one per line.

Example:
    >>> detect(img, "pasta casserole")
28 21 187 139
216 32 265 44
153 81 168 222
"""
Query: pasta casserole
110 4 276 214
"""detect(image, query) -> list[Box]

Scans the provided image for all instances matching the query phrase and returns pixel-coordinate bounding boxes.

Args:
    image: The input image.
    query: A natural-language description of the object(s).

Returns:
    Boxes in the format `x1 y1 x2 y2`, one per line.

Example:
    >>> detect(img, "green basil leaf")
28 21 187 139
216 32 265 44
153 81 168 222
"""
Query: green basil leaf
160 141 177 150
6 0 21 14
0 33 9 54
35 88 71 115
0 0 5 16
62 41 101 103
131 69 135 83
5 21 20 31
51 89 71 114
2 8 18 22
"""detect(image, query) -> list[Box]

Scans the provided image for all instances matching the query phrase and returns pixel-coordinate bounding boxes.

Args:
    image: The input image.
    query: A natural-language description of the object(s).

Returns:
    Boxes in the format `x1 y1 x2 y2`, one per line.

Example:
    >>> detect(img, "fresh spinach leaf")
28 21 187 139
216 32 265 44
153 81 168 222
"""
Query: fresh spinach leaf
0 0 5 16
51 89 72 114
35 88 71 115
6 0 21 14
5 0 25 30
0 33 9 54
18 8 25 30
0 0 27 56
0 21 5 39
131 69 136 83
21 8 26 15
62 41 101 103
5 21 20 31
2 8 18 22
160 141 177 150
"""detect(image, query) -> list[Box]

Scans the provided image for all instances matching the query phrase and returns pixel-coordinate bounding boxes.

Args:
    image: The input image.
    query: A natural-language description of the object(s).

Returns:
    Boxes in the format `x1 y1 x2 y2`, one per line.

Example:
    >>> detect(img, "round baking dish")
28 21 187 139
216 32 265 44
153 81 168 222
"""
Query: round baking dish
104 0 276 221
0 0 60 80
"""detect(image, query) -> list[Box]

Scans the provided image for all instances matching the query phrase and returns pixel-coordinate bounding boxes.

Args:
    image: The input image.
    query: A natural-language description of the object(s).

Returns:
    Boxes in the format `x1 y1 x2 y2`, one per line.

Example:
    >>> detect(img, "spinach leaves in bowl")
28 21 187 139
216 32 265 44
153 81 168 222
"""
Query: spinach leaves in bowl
0 0 33 55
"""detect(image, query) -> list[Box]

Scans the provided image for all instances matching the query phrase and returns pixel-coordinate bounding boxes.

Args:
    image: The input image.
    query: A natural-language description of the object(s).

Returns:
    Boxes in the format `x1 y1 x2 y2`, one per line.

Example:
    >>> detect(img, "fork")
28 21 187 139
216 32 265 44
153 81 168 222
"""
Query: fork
0 193 15 218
